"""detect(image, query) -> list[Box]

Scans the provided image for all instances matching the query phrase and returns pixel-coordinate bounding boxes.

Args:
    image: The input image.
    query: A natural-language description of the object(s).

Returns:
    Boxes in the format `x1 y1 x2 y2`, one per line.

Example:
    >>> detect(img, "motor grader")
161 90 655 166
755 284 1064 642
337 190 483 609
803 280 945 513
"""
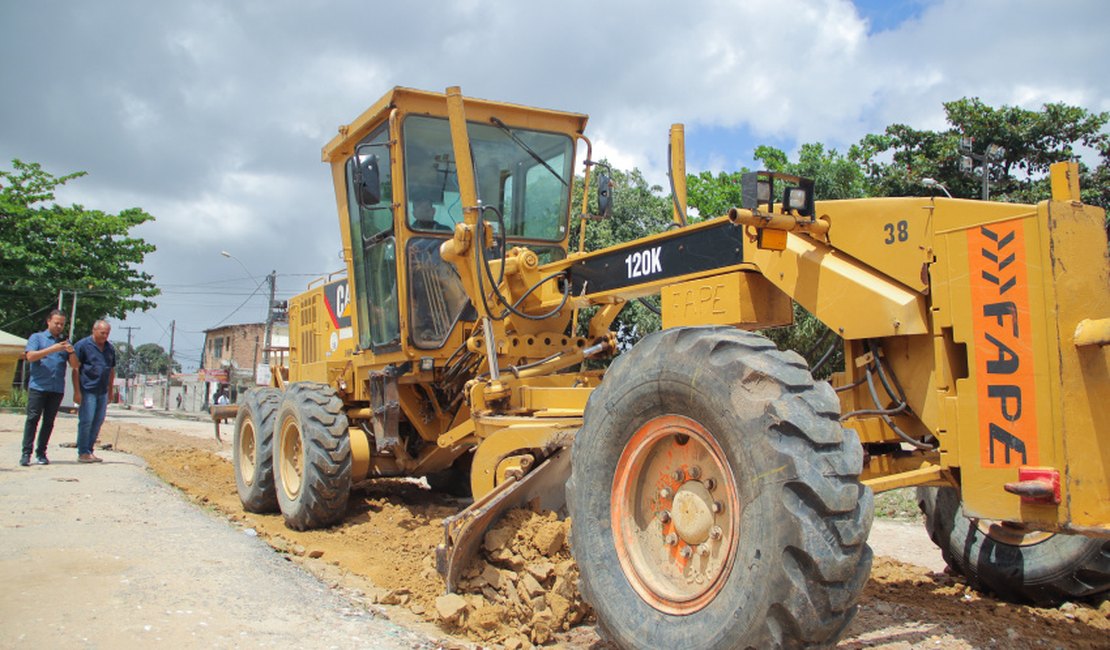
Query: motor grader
226 85 1110 649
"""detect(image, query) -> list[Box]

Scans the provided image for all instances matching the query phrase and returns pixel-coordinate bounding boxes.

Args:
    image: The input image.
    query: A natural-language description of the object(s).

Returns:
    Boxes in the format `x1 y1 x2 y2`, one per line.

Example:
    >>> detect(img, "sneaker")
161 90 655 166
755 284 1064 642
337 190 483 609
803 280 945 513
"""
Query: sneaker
19 454 30 467
78 454 103 464
35 455 49 465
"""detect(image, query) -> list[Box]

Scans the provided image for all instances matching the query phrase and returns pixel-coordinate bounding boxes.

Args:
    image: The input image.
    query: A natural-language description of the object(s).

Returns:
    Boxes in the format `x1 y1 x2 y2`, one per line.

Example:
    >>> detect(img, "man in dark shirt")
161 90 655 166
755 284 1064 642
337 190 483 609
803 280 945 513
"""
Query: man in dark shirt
20 310 77 466
71 320 116 463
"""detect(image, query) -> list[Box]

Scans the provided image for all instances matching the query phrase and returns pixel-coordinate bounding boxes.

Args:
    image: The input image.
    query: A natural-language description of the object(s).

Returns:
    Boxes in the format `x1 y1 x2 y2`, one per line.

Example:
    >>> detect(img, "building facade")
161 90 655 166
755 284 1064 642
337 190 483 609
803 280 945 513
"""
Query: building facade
200 322 289 403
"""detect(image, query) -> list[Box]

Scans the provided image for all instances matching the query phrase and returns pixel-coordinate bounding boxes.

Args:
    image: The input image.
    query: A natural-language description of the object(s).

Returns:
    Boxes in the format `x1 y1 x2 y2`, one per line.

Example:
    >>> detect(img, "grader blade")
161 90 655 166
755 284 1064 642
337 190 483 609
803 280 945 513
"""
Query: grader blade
435 448 571 592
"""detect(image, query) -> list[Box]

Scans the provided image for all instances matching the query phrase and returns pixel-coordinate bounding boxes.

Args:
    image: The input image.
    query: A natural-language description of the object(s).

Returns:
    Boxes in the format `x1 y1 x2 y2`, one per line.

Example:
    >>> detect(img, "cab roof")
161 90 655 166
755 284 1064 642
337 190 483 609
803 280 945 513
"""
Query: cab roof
321 86 590 163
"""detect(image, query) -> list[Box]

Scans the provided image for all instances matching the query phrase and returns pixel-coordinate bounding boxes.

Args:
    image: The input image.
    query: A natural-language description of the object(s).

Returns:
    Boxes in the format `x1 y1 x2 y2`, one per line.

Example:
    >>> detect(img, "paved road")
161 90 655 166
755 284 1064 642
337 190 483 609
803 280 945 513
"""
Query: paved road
0 410 440 649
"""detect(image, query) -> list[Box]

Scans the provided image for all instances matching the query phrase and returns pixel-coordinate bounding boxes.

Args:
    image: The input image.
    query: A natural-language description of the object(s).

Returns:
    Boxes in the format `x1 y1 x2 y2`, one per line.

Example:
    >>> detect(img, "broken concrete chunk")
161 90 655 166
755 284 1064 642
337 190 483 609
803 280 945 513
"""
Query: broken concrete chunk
548 592 570 625
535 525 566 556
483 527 513 553
525 561 554 583
521 573 545 599
481 563 502 589
379 588 412 606
435 593 469 623
481 586 500 603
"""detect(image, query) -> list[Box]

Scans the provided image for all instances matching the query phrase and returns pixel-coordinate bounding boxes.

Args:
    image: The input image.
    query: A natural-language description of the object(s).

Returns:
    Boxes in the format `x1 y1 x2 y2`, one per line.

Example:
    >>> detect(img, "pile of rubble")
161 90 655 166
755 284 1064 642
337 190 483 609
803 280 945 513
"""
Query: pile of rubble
434 509 593 647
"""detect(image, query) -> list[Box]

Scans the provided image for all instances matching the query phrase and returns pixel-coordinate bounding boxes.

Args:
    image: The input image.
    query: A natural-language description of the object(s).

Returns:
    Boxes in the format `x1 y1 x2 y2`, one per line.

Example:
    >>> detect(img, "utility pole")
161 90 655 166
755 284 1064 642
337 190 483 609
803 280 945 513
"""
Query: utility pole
67 291 78 341
165 320 175 411
263 270 277 365
119 326 140 408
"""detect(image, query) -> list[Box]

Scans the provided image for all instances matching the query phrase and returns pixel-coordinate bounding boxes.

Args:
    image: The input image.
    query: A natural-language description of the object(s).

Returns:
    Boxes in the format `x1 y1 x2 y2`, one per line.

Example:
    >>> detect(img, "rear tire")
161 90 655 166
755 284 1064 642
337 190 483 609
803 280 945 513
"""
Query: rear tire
273 382 351 530
568 326 873 649
233 387 282 513
918 486 1110 605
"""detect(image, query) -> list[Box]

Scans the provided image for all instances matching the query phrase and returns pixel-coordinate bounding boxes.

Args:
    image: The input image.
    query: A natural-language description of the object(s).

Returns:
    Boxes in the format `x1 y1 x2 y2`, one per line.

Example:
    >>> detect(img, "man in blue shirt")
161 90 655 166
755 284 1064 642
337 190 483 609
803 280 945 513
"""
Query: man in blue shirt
72 320 116 464
21 310 77 466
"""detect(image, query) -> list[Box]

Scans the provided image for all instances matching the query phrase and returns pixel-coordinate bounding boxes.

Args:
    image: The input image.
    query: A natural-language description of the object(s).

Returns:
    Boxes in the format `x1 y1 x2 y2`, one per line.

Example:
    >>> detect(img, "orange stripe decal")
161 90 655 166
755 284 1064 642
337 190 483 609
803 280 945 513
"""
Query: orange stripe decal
967 219 1039 468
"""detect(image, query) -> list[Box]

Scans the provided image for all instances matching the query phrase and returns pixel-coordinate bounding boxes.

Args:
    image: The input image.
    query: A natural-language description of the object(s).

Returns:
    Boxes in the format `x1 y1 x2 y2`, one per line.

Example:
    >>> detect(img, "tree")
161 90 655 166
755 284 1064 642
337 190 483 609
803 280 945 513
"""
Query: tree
0 160 159 337
854 98 1109 203
117 342 180 378
758 143 868 200
570 163 673 348
753 144 868 375
686 170 747 220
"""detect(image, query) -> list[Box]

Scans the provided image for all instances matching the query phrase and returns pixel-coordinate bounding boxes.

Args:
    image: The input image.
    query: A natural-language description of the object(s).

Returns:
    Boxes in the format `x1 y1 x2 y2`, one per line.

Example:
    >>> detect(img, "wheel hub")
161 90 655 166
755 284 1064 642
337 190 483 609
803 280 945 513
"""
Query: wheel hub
672 482 714 545
611 414 740 615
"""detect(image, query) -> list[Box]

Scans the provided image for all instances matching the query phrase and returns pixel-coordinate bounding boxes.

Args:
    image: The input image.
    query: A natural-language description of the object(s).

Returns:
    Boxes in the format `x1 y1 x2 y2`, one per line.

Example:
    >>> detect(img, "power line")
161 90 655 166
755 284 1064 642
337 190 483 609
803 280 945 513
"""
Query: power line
210 276 269 328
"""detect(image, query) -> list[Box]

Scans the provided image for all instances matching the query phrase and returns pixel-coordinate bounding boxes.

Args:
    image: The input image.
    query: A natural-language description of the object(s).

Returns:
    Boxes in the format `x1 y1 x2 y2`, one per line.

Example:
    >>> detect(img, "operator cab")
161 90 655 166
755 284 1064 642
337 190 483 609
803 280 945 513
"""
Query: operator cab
327 87 587 359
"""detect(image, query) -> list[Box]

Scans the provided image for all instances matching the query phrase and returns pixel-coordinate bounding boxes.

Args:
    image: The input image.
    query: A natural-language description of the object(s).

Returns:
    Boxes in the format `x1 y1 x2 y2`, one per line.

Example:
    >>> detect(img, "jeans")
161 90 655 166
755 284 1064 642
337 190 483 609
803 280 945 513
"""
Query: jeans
76 391 109 456
22 389 64 457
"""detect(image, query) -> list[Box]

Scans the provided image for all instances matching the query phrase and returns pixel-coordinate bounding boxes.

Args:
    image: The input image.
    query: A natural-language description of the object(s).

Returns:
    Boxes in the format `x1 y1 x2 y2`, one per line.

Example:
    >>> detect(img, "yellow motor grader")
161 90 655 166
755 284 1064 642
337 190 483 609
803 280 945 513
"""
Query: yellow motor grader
227 86 1110 649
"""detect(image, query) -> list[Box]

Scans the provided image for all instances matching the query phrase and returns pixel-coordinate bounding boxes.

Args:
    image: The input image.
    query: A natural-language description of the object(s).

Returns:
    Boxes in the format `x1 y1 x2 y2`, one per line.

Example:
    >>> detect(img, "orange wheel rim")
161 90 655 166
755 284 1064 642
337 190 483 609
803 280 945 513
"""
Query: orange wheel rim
238 417 256 485
279 416 304 499
611 414 740 614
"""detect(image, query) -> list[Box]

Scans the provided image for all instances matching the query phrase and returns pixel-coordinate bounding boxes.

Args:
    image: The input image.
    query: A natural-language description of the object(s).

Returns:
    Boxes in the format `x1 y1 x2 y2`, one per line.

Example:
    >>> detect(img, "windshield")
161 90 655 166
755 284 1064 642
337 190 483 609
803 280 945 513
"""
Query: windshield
402 115 572 242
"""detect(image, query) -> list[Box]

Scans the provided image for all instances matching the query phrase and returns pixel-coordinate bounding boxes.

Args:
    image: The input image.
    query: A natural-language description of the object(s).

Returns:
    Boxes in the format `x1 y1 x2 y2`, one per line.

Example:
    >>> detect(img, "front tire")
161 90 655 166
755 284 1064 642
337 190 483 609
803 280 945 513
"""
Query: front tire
233 387 282 513
273 382 351 530
918 486 1110 605
568 327 873 649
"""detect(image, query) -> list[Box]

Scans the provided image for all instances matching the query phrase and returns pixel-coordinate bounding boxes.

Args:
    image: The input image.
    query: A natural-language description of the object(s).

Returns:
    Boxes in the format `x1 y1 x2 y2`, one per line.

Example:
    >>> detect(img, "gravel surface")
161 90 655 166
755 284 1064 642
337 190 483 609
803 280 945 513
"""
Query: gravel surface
0 410 441 649
3 407 1107 649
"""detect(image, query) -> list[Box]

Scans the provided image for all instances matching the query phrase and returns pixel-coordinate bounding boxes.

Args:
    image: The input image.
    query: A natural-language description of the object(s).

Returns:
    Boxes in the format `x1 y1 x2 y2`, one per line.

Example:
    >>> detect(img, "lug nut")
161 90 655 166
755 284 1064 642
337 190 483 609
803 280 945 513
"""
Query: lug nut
673 469 685 482
664 533 678 546
658 510 671 523
711 501 723 514
705 478 716 491
660 487 673 500
698 544 710 557
688 466 702 480
710 526 723 541
680 545 693 559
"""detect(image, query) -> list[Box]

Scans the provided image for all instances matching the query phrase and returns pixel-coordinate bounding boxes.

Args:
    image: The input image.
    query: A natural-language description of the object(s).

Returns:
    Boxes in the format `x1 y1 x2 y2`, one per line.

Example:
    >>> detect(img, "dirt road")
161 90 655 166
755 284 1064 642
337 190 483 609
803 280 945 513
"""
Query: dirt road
0 410 441 649
2 408 1107 648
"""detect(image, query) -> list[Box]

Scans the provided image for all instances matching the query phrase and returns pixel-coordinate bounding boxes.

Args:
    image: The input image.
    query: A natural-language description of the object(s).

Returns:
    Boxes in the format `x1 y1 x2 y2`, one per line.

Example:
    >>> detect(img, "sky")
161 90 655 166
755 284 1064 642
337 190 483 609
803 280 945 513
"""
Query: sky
1 0 1107 371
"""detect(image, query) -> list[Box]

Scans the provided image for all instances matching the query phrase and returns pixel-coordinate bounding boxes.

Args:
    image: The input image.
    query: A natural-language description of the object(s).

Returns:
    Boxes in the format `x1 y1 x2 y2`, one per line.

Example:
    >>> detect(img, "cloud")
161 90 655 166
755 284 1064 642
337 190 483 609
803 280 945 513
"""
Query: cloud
1 0 1106 366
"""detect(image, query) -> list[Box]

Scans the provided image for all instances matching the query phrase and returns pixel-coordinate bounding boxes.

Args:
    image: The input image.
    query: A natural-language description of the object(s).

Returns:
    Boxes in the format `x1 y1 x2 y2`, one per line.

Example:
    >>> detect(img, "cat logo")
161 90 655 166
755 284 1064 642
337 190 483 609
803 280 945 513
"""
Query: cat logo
323 279 353 329
967 220 1039 468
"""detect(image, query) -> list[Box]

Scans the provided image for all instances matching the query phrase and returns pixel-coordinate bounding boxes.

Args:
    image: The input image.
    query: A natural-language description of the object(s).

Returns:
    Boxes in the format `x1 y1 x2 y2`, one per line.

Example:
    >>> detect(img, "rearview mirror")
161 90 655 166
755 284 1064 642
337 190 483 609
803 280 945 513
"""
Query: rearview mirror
596 173 613 219
356 153 382 206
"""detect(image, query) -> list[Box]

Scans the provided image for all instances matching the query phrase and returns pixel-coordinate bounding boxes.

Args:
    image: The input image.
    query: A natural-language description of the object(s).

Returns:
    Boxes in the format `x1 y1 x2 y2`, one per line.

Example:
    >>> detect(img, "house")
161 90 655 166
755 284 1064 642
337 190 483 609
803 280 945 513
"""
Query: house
200 321 289 403
0 329 28 397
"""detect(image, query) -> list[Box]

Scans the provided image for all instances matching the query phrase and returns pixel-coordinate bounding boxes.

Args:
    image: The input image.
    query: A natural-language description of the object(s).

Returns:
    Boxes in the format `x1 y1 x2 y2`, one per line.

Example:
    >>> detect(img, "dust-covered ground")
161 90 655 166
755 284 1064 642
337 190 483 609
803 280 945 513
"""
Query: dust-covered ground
57 410 1110 648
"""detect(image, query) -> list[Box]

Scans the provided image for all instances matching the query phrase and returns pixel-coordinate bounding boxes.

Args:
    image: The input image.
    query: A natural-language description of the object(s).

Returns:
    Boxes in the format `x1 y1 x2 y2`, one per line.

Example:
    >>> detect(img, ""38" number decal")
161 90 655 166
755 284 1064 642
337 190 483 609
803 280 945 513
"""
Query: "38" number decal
884 220 909 244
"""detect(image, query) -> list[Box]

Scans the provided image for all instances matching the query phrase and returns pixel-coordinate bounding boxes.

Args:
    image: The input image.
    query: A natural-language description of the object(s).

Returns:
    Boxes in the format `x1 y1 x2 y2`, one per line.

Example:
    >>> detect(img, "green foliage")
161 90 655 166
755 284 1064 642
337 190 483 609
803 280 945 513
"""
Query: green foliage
873 488 923 521
568 95 1108 370
767 143 868 200
686 170 747 220
116 342 180 378
686 144 866 376
854 98 1109 203
0 387 29 409
1083 141 1110 217
683 98 1110 370
570 163 673 348
0 160 159 337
